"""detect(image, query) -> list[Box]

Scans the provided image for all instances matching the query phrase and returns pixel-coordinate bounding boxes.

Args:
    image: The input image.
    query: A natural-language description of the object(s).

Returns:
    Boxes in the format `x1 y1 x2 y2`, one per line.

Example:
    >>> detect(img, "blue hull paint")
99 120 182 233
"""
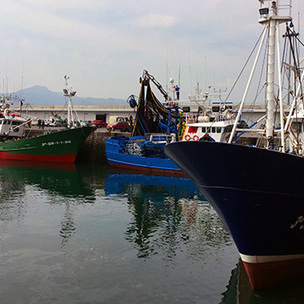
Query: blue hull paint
105 137 183 175
105 171 201 198
165 141 304 288
165 141 304 257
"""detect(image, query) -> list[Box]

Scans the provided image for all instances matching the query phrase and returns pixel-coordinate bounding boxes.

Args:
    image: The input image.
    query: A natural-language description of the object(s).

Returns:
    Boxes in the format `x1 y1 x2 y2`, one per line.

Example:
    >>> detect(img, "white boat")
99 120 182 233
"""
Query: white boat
0 97 31 139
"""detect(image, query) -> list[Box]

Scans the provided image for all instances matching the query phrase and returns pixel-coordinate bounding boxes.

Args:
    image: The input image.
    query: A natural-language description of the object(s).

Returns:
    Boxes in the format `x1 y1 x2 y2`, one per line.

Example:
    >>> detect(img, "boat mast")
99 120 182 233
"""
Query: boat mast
265 2 277 148
63 75 77 128
259 0 292 149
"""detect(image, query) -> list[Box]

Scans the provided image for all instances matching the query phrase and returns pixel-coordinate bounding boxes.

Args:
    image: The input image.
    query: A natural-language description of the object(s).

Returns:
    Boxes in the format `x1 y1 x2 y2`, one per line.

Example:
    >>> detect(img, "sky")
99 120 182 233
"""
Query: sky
0 0 303 102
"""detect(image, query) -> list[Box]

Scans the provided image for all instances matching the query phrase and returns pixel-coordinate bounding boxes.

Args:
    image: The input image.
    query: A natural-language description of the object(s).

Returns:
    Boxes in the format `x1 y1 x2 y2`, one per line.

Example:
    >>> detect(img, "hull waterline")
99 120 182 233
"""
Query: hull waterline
107 160 186 176
165 141 304 289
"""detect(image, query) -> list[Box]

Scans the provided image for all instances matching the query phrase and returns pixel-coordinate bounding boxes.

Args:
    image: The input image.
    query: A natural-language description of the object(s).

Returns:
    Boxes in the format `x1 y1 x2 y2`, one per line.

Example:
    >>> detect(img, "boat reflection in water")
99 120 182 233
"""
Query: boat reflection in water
106 168 304 301
0 160 95 197
0 160 100 247
105 168 200 199
221 260 304 304
2 162 304 301
105 169 231 259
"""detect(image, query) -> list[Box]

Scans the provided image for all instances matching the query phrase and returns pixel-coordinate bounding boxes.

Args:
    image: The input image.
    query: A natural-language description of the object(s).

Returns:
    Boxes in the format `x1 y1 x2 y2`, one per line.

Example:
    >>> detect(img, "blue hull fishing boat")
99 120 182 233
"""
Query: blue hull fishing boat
165 0 304 290
105 70 186 176
105 135 184 176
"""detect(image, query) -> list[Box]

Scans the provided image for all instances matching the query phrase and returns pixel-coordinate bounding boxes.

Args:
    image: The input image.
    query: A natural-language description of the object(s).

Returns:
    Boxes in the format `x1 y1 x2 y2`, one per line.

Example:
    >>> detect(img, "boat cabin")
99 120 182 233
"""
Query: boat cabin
182 120 235 142
0 115 28 138
149 133 176 144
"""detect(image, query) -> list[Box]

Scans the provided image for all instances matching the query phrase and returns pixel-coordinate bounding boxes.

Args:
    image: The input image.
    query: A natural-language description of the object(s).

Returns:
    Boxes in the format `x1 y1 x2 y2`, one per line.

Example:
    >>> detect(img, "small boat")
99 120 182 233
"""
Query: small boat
106 133 185 176
0 77 95 163
165 0 304 290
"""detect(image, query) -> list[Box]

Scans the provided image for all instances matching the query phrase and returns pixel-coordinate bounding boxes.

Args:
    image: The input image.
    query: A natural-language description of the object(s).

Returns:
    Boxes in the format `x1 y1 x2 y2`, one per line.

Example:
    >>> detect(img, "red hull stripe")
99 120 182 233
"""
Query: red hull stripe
0 151 76 163
108 161 187 177
242 258 304 290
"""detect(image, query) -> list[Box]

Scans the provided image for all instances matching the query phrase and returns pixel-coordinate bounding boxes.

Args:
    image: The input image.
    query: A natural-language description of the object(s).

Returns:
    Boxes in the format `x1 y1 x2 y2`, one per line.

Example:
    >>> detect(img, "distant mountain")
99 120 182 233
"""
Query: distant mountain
11 86 126 106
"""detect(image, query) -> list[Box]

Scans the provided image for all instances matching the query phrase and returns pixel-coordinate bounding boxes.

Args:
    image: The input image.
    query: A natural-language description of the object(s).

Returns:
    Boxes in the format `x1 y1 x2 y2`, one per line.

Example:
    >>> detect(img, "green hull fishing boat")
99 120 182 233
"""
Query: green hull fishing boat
0 76 95 163
0 126 95 163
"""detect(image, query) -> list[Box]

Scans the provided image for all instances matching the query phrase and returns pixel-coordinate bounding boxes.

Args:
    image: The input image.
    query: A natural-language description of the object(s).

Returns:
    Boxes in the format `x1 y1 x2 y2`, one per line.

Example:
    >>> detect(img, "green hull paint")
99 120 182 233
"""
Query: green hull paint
0 126 95 162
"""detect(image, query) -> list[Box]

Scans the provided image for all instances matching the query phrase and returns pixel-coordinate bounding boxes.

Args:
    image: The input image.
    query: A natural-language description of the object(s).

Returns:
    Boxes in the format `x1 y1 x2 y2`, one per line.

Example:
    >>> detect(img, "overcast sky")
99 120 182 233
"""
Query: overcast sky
0 0 302 102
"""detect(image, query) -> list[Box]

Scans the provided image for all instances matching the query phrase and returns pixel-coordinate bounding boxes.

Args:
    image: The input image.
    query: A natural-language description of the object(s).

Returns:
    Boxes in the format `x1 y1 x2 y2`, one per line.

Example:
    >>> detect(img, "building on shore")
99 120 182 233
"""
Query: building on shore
10 103 277 130
12 104 134 125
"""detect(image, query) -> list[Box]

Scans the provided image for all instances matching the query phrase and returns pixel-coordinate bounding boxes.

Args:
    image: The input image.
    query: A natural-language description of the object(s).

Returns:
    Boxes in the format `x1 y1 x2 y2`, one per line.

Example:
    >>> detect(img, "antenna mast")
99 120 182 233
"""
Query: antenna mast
258 0 292 150
63 75 77 128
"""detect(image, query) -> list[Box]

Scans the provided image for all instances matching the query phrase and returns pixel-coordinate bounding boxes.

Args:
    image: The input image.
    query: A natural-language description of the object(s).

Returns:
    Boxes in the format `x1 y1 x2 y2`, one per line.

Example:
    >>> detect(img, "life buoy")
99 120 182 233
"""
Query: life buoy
193 135 199 141
184 134 191 141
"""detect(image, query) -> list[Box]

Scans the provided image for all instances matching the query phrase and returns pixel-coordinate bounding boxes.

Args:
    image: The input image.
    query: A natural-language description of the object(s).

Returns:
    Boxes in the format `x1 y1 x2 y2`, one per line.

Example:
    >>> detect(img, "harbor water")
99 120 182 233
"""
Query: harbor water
1 161 304 304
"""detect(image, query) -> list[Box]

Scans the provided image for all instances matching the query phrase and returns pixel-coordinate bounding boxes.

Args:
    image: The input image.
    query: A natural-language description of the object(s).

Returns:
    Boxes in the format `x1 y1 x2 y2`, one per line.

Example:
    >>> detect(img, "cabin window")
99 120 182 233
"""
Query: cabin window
202 127 206 133
12 121 21 126
217 127 221 133
188 127 198 133
212 127 216 133
182 107 190 113
291 122 302 133
224 125 233 133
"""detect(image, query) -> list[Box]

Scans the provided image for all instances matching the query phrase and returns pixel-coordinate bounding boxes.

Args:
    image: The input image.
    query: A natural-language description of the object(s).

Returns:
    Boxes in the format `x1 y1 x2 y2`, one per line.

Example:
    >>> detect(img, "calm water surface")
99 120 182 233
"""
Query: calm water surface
0 161 304 304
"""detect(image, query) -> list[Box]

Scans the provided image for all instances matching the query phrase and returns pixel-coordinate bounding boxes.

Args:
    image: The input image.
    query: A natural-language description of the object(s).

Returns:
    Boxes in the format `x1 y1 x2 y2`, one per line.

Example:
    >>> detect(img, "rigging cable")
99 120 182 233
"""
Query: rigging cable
224 29 267 105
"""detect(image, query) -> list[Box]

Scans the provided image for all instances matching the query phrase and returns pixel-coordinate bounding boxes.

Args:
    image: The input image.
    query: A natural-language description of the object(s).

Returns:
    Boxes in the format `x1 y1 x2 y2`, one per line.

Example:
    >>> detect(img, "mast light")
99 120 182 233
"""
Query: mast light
259 7 269 17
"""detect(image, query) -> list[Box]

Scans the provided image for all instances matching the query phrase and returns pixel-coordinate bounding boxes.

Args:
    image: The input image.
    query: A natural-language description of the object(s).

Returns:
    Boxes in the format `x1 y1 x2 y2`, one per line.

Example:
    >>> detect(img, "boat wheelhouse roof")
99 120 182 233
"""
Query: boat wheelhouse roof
187 120 235 127
0 117 27 123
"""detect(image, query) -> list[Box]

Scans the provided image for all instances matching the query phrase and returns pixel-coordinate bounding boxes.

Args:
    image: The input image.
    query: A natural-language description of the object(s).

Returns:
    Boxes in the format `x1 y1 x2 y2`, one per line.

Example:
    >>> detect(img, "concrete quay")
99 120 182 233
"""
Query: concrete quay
77 128 128 163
